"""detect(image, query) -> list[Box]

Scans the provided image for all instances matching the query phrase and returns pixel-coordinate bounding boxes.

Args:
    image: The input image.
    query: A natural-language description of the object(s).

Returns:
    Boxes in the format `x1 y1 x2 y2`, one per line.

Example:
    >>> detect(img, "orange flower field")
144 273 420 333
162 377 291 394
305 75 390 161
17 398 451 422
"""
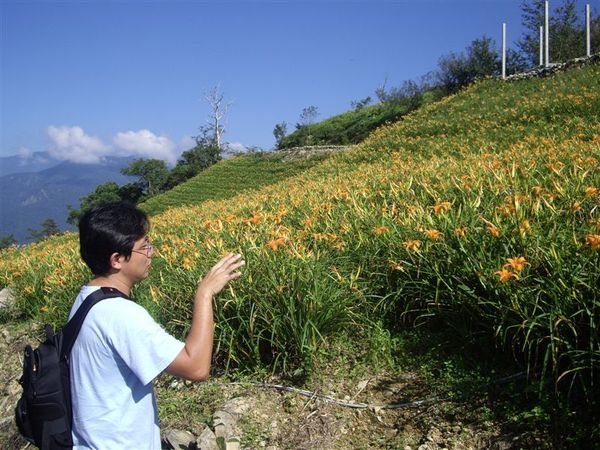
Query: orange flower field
1 62 599 406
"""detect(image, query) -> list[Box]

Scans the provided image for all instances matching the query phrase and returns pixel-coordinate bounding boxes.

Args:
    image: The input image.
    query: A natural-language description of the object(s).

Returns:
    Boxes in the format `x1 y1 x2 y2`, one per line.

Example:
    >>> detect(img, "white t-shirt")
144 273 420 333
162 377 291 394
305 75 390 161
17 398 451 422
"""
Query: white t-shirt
68 286 184 450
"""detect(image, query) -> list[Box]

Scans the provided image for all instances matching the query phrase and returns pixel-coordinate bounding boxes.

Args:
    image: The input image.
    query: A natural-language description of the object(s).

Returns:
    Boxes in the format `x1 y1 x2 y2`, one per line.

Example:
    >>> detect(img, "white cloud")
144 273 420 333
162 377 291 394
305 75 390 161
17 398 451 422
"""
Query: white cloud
169 135 199 162
225 142 249 154
17 147 33 159
113 129 177 165
178 135 197 152
47 126 111 164
16 147 41 168
16 147 51 167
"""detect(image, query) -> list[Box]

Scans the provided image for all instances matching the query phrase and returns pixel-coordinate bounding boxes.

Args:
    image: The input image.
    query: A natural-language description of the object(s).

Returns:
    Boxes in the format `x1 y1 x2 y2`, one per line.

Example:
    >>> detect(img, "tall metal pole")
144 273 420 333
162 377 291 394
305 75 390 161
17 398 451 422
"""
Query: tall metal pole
586 3 591 57
502 23 507 79
540 26 544 65
545 1 550 67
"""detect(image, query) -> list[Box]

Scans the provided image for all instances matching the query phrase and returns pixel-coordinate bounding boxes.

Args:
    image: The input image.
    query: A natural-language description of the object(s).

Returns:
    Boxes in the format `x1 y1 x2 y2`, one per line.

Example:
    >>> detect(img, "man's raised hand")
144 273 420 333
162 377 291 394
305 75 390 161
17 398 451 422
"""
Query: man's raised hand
196 253 245 299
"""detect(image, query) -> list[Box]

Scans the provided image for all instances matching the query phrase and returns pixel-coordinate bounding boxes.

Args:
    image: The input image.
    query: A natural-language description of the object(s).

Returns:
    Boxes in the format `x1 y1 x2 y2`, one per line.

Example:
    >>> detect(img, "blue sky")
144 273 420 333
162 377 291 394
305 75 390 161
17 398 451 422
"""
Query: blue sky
0 0 594 165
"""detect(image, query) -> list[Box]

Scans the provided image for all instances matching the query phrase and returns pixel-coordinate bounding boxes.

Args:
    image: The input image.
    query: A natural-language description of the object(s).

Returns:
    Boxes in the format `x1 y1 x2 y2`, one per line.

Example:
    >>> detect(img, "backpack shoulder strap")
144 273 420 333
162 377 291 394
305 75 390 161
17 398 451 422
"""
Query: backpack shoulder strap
60 287 130 358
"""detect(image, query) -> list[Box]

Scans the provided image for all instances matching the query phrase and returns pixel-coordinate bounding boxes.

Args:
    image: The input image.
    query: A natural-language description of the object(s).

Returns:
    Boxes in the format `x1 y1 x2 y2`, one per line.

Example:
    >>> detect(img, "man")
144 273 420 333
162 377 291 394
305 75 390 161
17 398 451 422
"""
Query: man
70 201 244 449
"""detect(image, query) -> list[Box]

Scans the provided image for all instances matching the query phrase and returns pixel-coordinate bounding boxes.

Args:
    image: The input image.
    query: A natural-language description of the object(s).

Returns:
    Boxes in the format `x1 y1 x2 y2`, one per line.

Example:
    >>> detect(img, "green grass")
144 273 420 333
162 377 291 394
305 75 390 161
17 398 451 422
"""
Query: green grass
139 151 331 216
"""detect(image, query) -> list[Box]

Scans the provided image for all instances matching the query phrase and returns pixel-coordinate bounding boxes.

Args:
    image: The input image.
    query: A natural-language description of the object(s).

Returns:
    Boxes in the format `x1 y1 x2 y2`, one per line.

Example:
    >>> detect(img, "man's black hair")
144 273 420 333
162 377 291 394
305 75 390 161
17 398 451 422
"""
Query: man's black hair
79 201 150 276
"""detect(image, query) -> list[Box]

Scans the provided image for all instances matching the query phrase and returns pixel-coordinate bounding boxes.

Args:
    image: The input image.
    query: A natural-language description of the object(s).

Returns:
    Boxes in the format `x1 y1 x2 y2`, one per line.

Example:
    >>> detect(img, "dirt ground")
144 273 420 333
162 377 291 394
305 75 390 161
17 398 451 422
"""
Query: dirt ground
155 377 549 450
0 322 551 450
0 322 40 449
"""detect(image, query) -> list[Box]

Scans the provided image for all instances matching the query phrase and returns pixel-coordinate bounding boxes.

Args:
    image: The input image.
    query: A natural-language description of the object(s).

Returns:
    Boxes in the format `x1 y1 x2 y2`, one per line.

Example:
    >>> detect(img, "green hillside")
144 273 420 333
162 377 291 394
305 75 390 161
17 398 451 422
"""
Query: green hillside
2 61 600 446
278 99 417 148
140 150 332 216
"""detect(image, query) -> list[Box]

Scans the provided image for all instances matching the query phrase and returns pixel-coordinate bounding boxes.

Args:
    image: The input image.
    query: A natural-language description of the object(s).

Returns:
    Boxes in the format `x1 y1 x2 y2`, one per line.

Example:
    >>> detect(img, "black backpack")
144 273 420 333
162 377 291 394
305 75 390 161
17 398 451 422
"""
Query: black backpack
15 287 128 449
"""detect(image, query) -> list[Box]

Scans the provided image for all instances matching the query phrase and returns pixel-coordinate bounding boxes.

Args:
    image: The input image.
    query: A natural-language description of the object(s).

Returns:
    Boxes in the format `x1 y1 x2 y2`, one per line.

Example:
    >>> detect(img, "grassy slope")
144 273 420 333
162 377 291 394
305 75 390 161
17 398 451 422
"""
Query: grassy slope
278 100 416 148
1 64 599 445
139 151 331 216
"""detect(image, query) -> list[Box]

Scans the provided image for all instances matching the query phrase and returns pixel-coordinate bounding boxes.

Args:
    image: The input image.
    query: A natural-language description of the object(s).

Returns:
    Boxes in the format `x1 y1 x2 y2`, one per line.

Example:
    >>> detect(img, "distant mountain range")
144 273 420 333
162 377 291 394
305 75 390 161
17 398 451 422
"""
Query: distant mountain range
0 151 64 177
0 153 135 243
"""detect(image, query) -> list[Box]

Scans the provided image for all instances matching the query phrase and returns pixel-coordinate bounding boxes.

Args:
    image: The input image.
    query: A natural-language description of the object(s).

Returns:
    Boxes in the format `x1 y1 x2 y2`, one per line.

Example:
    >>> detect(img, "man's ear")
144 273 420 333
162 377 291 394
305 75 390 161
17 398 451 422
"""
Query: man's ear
109 252 123 271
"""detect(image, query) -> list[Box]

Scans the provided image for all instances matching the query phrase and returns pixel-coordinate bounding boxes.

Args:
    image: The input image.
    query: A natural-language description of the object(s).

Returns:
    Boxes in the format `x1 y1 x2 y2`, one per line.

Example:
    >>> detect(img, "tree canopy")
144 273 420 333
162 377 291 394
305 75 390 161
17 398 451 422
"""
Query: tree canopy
28 218 61 242
517 0 594 66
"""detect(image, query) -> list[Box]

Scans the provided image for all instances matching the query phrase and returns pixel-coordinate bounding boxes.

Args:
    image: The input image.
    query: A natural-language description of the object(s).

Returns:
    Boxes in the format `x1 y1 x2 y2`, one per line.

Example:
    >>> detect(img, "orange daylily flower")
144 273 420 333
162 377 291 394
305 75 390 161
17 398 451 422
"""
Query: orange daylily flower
424 229 442 240
494 268 519 283
267 238 286 251
182 257 194 270
454 227 468 238
487 225 501 237
244 214 261 225
303 217 315 228
432 201 451 214
373 226 389 235
586 234 600 250
403 240 422 251
333 242 346 250
545 161 564 172
503 256 529 272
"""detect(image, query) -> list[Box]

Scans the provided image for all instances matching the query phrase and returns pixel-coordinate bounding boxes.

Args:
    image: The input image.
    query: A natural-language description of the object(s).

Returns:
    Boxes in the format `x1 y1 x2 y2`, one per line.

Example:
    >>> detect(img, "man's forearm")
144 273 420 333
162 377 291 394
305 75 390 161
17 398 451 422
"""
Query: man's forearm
166 253 243 380
183 289 214 379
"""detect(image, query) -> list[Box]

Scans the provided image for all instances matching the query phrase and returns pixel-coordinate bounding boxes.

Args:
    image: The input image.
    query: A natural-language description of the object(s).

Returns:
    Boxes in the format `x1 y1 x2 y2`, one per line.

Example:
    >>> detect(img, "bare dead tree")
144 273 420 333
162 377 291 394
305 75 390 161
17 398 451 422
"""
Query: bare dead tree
203 85 232 150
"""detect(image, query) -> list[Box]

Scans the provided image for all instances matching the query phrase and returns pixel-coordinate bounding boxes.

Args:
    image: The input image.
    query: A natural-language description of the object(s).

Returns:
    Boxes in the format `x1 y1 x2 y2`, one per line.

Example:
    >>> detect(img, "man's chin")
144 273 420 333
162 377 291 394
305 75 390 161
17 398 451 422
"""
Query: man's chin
137 268 151 282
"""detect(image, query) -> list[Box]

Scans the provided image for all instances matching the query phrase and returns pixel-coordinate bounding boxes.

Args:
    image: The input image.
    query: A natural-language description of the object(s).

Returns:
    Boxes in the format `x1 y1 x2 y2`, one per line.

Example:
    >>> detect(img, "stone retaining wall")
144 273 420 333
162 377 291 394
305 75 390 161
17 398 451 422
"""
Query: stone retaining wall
503 53 600 82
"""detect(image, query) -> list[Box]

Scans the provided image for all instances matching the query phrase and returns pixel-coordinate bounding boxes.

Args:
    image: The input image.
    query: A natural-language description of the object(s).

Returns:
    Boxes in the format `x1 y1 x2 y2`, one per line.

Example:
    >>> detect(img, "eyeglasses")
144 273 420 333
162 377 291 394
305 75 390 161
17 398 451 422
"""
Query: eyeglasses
131 243 154 258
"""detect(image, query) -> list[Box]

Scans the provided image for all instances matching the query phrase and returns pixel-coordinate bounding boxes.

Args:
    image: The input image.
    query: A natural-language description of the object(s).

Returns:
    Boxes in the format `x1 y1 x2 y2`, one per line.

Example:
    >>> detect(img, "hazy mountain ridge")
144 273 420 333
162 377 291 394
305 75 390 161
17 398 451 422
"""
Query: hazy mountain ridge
0 156 135 243
0 152 63 177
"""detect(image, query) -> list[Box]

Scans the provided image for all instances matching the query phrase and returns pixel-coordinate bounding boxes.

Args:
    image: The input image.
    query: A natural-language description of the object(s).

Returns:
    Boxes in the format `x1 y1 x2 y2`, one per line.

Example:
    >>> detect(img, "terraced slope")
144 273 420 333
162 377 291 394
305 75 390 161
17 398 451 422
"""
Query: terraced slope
140 150 332 216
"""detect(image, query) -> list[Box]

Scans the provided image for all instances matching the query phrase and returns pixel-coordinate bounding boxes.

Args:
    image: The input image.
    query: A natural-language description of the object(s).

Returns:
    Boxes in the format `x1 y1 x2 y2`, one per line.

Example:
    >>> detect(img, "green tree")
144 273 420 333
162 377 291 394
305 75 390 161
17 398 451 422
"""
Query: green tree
374 80 424 109
28 218 61 242
375 78 388 103
121 158 169 198
67 181 144 226
436 36 501 93
273 122 288 148
350 96 372 110
297 106 319 129
517 0 593 66
118 182 145 204
166 143 222 188
505 48 529 75
0 234 17 250
67 182 121 225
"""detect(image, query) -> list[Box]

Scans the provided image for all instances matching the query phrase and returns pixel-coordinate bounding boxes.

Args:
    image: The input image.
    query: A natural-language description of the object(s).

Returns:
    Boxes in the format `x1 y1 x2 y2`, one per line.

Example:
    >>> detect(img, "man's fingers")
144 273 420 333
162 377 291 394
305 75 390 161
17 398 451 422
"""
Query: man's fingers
210 253 242 273
208 255 244 283
227 260 245 272
211 253 236 270
228 271 243 280
218 256 245 273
